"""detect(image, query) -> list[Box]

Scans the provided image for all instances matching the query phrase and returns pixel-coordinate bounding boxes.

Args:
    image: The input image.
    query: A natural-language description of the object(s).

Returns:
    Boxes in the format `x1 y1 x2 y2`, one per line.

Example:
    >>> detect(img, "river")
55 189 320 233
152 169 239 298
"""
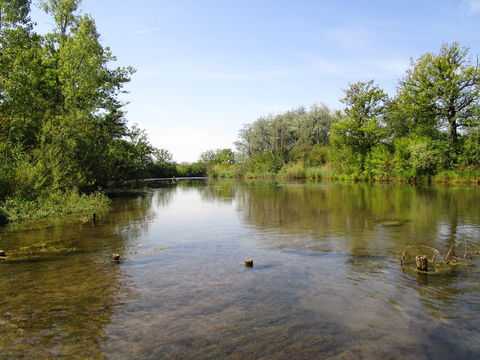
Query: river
1 180 479 359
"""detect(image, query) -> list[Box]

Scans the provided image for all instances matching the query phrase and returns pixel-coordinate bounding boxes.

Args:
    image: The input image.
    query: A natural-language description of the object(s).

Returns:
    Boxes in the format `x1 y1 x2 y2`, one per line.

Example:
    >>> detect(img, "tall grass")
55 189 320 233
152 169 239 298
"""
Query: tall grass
433 167 480 184
0 189 110 223
280 164 306 179
305 167 323 180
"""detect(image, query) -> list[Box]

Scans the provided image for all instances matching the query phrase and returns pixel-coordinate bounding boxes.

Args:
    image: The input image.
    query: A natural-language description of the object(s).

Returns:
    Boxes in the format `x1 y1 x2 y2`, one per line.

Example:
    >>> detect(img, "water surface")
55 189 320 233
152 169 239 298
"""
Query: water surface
1 181 479 359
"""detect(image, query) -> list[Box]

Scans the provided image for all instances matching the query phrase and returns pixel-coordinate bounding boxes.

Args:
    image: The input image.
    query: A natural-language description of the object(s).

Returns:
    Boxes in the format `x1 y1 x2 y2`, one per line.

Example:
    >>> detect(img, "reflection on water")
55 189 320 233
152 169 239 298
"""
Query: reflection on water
0 181 479 359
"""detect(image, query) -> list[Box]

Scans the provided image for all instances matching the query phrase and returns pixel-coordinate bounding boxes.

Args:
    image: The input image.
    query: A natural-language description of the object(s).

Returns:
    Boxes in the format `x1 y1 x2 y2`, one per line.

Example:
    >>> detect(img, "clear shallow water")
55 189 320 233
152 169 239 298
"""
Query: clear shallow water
1 180 479 359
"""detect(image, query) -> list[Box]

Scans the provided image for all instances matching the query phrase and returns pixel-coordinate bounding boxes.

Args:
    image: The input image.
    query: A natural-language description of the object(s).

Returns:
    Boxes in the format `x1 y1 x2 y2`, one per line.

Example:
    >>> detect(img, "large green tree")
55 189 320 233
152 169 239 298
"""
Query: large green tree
0 0 157 199
330 80 388 170
392 42 480 149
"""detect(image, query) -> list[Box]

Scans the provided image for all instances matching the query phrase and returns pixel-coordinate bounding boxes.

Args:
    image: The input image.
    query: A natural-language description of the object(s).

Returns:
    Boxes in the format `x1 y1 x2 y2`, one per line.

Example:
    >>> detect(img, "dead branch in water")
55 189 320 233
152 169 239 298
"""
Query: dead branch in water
400 243 472 273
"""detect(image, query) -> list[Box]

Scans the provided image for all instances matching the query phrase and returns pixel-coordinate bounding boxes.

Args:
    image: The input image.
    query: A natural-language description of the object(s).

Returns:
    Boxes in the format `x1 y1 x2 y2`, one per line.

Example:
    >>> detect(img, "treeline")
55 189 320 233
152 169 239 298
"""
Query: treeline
0 0 166 221
203 43 480 183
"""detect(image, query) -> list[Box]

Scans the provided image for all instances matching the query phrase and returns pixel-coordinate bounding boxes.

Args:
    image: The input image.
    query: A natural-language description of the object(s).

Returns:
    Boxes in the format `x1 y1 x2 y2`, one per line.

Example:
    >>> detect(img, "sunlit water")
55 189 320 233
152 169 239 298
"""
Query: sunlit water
1 180 479 359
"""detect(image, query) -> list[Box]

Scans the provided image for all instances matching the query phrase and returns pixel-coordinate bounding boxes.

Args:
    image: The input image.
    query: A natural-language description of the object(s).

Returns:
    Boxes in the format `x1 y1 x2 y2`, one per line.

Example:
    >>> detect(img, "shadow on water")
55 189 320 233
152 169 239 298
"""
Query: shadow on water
0 180 479 359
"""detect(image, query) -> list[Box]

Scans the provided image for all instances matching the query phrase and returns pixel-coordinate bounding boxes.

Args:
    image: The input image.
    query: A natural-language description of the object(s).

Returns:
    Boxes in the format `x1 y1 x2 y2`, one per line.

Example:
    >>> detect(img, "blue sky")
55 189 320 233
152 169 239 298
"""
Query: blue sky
31 0 480 162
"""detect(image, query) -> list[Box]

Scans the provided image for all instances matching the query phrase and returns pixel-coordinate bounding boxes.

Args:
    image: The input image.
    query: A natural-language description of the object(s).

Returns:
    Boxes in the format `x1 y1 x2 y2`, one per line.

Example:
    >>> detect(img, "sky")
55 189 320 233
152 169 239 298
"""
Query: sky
31 0 480 162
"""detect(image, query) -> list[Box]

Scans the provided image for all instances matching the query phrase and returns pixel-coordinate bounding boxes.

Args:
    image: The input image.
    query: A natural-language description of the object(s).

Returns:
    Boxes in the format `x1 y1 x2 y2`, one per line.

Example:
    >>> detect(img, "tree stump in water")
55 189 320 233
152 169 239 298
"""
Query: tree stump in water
0 250 5 257
415 255 428 272
244 259 253 268
112 253 120 262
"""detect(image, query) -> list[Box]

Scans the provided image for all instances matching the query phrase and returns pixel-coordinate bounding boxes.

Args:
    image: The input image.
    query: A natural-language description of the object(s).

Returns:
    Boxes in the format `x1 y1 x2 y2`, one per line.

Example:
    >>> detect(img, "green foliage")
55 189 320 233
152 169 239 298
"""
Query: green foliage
393 136 447 179
409 140 444 176
209 164 237 178
393 42 480 150
235 105 339 171
292 144 329 166
330 80 388 170
328 146 362 175
0 1 164 222
147 149 176 178
279 164 306 179
176 162 207 177
199 148 235 176
228 44 480 184
460 127 480 166
38 0 81 36
0 189 109 222
305 167 323 180
363 144 394 180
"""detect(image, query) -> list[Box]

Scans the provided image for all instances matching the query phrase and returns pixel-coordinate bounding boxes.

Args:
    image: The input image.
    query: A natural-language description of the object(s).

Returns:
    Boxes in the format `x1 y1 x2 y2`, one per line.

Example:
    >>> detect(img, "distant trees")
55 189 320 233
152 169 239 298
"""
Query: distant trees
230 43 480 182
200 148 235 167
235 105 339 174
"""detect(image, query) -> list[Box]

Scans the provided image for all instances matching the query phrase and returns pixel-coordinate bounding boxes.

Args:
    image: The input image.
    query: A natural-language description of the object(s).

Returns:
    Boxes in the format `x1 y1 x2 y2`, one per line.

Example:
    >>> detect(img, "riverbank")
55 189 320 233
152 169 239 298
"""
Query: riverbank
0 190 110 224
208 163 480 184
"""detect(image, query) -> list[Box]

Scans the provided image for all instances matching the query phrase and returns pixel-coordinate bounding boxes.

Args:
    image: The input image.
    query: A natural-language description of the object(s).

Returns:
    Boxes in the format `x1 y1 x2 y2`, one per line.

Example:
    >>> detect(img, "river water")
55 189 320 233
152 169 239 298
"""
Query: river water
1 180 479 359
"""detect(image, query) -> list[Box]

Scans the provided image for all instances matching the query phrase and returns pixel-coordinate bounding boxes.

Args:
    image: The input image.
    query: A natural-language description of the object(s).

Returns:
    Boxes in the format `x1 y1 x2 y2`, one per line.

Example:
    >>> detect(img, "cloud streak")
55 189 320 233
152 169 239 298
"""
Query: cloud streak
128 27 161 38
195 56 408 82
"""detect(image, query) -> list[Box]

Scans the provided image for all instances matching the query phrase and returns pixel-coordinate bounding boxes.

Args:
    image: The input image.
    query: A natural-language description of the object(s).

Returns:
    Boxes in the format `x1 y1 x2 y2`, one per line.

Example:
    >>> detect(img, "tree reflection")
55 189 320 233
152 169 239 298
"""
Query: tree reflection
226 182 480 257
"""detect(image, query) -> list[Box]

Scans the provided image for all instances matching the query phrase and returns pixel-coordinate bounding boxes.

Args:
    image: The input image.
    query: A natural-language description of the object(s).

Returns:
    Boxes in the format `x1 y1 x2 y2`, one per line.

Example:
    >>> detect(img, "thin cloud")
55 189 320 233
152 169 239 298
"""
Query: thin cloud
195 56 408 82
308 56 408 80
464 0 480 14
323 27 372 49
128 27 161 38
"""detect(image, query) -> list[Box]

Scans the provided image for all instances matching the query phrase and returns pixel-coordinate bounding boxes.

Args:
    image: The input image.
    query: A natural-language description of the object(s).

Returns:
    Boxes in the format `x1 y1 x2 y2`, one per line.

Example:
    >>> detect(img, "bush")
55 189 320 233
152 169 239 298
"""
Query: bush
460 131 480 166
306 167 323 180
209 164 237 178
0 189 110 223
328 146 362 175
364 144 394 180
394 136 445 180
434 166 480 183
279 164 306 179
176 162 207 177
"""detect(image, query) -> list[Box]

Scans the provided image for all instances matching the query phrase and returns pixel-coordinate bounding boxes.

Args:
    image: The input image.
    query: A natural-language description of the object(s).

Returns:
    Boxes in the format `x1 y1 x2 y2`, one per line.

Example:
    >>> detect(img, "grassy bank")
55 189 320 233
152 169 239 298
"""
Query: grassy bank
208 163 480 184
0 190 110 224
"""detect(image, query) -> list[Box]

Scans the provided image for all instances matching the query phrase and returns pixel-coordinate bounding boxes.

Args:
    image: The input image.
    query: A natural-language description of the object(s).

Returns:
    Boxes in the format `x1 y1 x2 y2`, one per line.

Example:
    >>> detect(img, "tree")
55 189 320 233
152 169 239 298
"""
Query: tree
394 42 480 150
0 0 31 30
200 148 235 167
38 0 81 36
330 80 388 170
296 104 337 146
0 0 155 197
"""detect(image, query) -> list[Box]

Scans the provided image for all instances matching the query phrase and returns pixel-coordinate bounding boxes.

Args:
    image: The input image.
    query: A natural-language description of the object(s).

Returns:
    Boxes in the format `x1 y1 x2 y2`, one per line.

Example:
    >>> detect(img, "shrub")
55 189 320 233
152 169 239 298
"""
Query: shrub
364 144 394 180
280 164 306 179
209 164 237 178
306 167 323 180
0 189 110 223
